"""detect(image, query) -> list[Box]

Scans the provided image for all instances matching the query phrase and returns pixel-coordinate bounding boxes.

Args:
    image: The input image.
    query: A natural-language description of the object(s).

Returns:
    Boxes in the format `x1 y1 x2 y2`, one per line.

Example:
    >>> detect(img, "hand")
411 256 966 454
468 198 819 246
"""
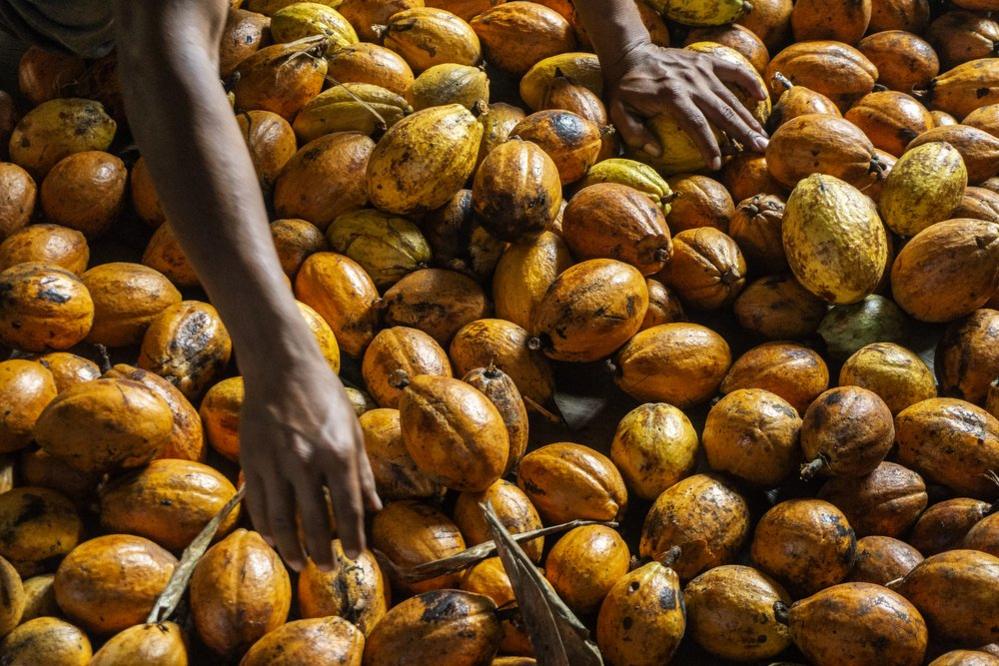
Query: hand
604 41 770 171
239 352 381 571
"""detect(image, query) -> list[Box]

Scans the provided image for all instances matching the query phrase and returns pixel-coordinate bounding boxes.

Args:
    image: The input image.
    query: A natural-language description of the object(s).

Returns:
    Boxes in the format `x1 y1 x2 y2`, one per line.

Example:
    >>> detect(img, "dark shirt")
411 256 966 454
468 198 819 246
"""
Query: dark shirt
0 0 113 58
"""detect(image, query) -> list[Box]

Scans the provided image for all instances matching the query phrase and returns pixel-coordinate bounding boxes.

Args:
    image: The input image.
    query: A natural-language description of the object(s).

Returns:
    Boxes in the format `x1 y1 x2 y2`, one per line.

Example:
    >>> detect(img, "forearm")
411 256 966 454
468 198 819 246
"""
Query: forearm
114 2 317 381
573 0 652 77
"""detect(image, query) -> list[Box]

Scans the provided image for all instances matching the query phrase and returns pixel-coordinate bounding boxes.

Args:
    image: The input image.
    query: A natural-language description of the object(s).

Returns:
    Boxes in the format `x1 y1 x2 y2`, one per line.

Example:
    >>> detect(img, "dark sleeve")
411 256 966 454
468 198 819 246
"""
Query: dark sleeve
0 0 113 58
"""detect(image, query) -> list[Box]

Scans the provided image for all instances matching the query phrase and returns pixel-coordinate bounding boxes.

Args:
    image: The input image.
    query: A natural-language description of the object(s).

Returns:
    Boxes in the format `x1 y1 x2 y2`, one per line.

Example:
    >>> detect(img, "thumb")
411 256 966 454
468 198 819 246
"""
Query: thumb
610 99 661 158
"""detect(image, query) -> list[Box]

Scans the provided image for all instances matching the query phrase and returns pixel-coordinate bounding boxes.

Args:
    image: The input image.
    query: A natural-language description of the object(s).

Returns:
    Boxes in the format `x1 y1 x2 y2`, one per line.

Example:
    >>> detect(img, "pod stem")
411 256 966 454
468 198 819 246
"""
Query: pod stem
388 369 410 390
773 600 790 625
658 545 682 569
526 336 544 352
93 343 111 374
654 247 672 263
773 71 794 91
324 74 388 131
799 457 826 482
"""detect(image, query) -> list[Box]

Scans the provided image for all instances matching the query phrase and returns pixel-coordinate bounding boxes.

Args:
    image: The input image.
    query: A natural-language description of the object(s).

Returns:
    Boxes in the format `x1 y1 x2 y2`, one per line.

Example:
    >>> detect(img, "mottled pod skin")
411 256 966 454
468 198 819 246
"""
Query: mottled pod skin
610 403 699 501
370 500 466 594
768 115 883 191
82 262 181 347
517 442 627 524
361 327 452 409
471 2 576 76
728 193 787 273
0 616 92 665
936 308 999 406
189 529 291 656
963 512 999 557
764 41 877 111
818 462 927 538
54 535 177 635
359 408 442 502
880 142 967 237
8 98 116 177
492 231 572 332
640 473 750 581
848 536 923 585
379 8 481 72
614 323 731 407
0 554 24 636
241 616 364 666
895 398 999 499
782 173 888 305
892 549 999 646
791 0 871 44
0 359 56 454
298 543 388 636
472 138 563 242
454 479 544 563
294 252 380 357
839 342 937 415
0 262 94 352
462 366 529 475
450 318 555 407
721 342 829 415
326 209 430 290
659 227 747 310
35 352 99 392
733 274 828 341
799 386 894 480
844 91 933 158
398 375 509 492
703 388 802 487
684 565 791 662
383 269 490 346
857 30 938 94
751 499 856 597
34 378 172 474
0 487 81 567
906 126 999 186
909 497 995 555
138 301 232 400
784 583 928 666
367 105 481 215
509 110 602 185
596 560 685 666
530 258 648 362
562 183 672 276
546 525 629 614
0 223 88 275
928 651 999 666
362 590 501 666
233 40 328 120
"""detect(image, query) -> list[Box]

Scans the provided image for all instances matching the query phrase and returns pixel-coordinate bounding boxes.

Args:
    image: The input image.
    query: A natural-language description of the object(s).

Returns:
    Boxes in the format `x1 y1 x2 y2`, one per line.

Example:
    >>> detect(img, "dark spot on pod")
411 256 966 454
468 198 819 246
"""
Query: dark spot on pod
825 390 843 406
622 616 633 630
420 590 466 623
36 288 71 304
658 585 677 610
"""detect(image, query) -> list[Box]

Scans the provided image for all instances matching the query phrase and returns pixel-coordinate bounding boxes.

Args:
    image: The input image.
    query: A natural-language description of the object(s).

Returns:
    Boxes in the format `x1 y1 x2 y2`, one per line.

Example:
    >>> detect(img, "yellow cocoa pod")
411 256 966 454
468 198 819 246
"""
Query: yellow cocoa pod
293 83 411 141
530 258 649 362
371 500 466 593
200 376 244 461
360 408 442 501
453 479 544 562
546 525 630 614
411 63 489 111
596 559 685 666
577 158 673 214
782 173 888 304
270 2 357 52
366 104 482 215
652 0 749 26
0 616 91 664
610 403 699 501
326 209 430 289
519 52 601 111
297 541 388 635
879 142 967 236
492 231 572 331
378 7 481 72
8 98 115 177
517 442 627 523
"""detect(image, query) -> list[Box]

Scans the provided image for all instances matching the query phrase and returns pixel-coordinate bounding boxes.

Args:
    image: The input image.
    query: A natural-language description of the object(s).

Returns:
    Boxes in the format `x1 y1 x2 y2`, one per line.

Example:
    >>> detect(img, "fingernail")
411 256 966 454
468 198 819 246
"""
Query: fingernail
345 548 361 560
642 142 662 158
709 157 723 171
317 561 334 573
752 136 769 152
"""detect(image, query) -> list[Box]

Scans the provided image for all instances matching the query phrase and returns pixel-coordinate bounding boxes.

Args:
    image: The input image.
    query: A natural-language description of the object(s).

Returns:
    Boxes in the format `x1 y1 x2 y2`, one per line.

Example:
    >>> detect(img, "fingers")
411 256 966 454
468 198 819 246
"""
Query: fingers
325 452 367 560
712 57 769 101
263 473 306 572
243 471 270 542
700 85 768 152
610 98 662 158
292 466 336 572
670 97 723 171
356 434 383 513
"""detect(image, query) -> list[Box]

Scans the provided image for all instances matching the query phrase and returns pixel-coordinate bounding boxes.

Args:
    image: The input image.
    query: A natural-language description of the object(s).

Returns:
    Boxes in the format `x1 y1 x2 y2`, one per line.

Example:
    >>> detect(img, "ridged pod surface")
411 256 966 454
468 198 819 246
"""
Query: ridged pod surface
857 30 939 93
895 398 999 499
765 41 878 111
890 218 999 322
785 583 927 666
492 231 571 331
844 91 933 158
379 8 481 72
658 228 746 310
470 2 576 75
326 42 415 99
54 534 177 635
472 138 562 242
782 174 888 305
684 565 791 662
189 529 291 656
838 343 936 415
799 386 894 479
892 550 999 646
382 268 489 345
818 462 927 538
517 442 627 523
34 378 172 473
362 327 451 408
294 252 380 357
462 366 528 475
476 102 525 165
562 183 672 275
791 0 871 43
241 616 364 666
925 58 999 120
0 262 93 352
653 0 749 26
233 39 328 120
614 323 731 407
519 52 602 111
86 621 187 666
326 209 430 289
848 536 923 585
721 342 828 414
298 542 388 635
879 142 966 237
767 114 883 190
577 158 673 213
98 459 239 552
370 500 466 593
510 110 604 185
453 479 544 562
294 84 411 141
610 403 699 501
8 98 115 177
936 308 999 404
359 407 442 501
269 3 357 51
0 487 81 570
338 0 422 42
640 473 750 580
367 105 482 215
362 590 500 666
411 64 488 111
398 374 509 492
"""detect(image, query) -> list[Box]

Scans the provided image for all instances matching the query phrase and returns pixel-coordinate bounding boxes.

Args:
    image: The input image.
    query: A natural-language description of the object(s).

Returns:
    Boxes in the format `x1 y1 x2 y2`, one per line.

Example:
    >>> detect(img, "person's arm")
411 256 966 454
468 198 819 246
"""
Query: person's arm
113 0 380 568
573 0 770 170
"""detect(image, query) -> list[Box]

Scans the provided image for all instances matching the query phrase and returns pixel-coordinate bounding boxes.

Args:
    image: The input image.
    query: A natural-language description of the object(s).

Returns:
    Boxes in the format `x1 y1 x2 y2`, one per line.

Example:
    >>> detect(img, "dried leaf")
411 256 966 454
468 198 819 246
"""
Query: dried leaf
482 502 603 666
376 519 617 585
147 484 245 624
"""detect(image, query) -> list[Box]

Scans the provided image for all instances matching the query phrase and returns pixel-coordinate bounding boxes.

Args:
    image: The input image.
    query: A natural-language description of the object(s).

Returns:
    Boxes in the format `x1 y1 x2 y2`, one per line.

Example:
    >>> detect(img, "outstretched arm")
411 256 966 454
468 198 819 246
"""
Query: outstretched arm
113 0 380 568
573 0 769 170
